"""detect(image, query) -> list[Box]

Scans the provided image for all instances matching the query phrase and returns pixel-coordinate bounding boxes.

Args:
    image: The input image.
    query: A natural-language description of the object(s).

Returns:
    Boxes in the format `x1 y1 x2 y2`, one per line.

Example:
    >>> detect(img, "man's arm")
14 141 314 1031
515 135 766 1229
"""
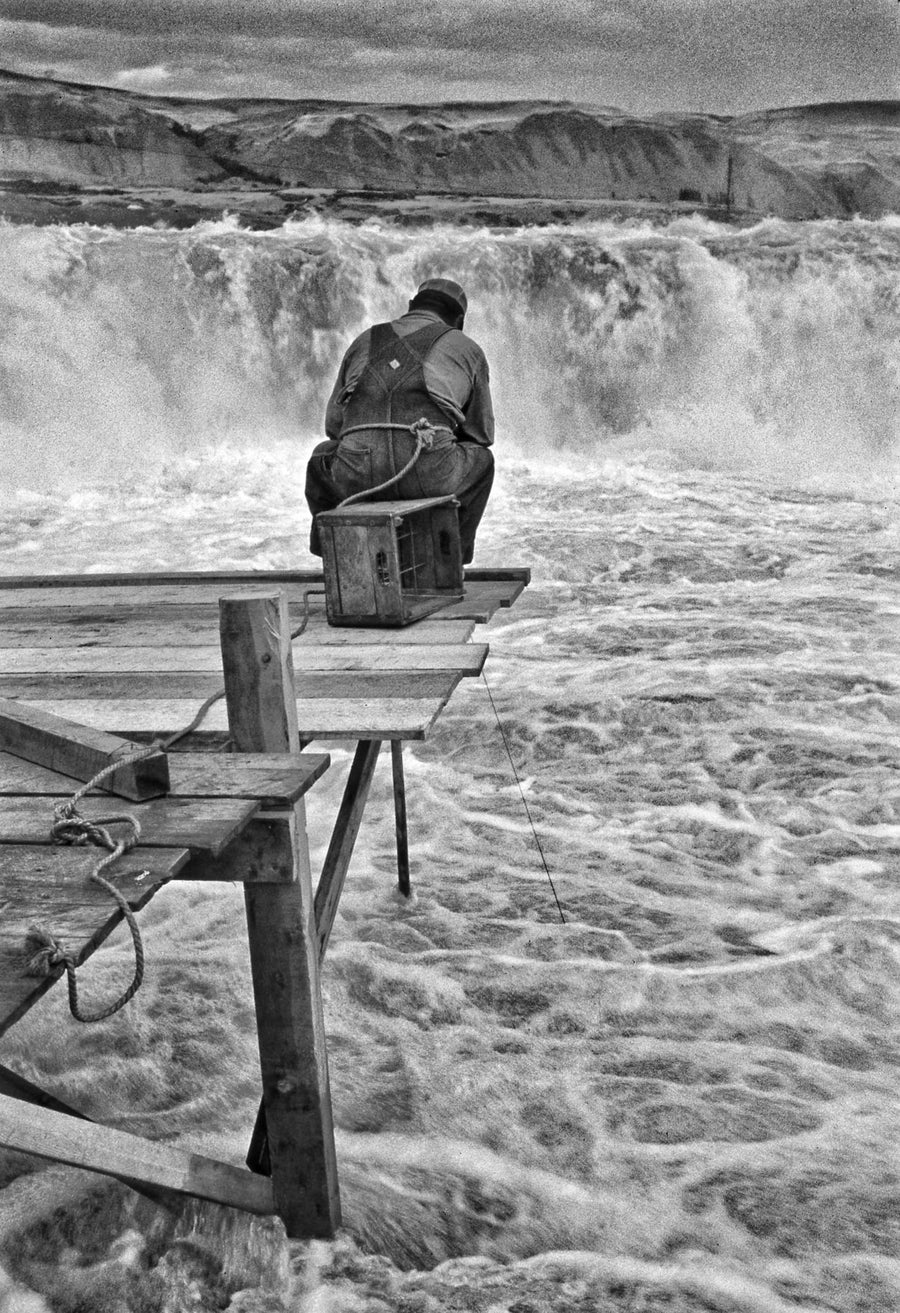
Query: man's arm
458 356 495 447
324 371 346 440
323 331 369 439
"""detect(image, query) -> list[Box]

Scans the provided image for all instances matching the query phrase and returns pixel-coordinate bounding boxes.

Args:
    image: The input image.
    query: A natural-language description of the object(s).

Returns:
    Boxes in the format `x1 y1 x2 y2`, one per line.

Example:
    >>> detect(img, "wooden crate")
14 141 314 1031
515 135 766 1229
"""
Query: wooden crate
317 496 464 627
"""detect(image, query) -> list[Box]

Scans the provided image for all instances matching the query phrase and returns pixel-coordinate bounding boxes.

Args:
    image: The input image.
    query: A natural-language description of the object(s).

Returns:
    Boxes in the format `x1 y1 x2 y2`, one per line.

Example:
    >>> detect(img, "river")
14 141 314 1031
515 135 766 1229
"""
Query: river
0 213 898 1312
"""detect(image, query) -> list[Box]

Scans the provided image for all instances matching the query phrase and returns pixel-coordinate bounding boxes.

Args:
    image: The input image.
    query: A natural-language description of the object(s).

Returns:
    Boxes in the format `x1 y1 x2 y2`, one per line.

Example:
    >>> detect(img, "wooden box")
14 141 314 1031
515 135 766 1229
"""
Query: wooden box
317 496 464 627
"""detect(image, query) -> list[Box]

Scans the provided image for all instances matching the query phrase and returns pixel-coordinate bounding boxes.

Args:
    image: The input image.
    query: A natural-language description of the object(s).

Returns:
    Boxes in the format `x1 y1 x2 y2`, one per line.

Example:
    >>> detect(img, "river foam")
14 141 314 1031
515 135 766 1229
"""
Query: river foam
0 215 898 1311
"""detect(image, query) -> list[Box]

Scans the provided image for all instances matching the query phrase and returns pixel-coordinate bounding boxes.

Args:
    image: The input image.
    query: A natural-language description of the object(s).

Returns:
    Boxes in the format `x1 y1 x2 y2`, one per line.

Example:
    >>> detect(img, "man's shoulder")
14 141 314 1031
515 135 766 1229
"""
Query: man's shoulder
437 327 489 365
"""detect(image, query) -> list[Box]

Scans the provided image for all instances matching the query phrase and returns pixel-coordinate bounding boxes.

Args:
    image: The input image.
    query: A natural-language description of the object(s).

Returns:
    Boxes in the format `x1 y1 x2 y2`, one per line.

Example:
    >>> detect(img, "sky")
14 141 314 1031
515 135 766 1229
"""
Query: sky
0 0 897 113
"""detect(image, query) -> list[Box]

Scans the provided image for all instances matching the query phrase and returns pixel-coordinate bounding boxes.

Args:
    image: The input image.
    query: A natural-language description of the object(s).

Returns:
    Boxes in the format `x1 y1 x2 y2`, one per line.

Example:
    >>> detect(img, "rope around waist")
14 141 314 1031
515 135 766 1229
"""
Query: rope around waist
334 417 456 508
338 418 456 442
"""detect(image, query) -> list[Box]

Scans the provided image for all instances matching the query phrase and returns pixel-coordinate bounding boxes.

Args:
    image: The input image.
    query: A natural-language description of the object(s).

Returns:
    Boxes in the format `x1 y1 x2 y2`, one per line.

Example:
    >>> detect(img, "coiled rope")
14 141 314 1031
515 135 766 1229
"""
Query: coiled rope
335 417 453 507
22 586 332 1025
26 755 151 1022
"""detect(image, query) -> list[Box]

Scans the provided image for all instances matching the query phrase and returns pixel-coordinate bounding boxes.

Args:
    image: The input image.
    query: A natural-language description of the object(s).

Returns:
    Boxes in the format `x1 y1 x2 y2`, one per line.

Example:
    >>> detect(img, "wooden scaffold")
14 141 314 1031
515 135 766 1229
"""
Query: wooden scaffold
0 569 528 1236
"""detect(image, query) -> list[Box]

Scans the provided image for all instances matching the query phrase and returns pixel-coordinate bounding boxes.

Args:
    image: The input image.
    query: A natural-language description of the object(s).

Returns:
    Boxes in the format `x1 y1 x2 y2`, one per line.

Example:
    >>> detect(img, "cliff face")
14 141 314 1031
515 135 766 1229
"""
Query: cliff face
0 69 897 220
728 101 900 216
0 69 226 186
198 103 833 217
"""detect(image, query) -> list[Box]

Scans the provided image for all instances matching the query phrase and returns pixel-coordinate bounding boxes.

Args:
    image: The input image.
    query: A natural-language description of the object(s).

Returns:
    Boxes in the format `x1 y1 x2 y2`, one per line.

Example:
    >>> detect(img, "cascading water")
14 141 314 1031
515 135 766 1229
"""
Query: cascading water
0 213 899 1313
0 214 897 494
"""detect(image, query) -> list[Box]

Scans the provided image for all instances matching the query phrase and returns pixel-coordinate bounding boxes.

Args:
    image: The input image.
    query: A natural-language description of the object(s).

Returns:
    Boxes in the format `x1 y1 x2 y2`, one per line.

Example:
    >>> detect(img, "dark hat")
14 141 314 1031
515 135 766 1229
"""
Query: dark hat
415 277 468 316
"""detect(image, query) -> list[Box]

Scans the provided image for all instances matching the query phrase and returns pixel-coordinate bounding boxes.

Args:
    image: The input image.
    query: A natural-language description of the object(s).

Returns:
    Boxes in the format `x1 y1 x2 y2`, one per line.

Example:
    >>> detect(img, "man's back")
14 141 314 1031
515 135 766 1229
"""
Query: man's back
325 309 494 447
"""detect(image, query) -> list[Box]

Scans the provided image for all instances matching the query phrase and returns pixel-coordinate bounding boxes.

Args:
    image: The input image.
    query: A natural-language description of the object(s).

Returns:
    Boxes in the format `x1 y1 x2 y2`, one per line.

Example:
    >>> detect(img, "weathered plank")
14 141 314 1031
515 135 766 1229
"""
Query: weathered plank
0 845 188 1036
0 567 524 600
0 1062 91 1120
219 592 340 1239
292 617 478 645
0 567 527 588
19 698 450 741
0 795 258 856
435 578 530 620
0 671 461 702
0 571 325 590
183 811 295 884
0 1093 275 1215
0 586 297 609
0 610 478 647
0 699 169 801
463 568 532 584
0 749 330 807
2 643 488 675
168 754 330 805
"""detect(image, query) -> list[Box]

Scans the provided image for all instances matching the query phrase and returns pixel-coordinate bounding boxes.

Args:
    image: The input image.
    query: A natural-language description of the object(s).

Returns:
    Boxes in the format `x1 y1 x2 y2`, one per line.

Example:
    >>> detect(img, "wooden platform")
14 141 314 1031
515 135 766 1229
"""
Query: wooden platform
0 751 328 1038
0 569 528 743
0 568 530 1237
0 746 332 1222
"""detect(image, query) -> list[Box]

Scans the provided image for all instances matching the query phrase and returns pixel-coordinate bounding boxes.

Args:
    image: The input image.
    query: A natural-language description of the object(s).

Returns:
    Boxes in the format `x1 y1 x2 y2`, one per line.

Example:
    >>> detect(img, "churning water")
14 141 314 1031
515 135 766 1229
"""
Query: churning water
0 214 898 1311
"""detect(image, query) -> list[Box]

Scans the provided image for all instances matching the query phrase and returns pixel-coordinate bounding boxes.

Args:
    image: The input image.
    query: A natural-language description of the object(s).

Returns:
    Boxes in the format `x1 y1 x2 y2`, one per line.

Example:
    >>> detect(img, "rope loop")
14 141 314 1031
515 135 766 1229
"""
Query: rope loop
19 679 236 1023
336 416 453 508
28 769 152 1023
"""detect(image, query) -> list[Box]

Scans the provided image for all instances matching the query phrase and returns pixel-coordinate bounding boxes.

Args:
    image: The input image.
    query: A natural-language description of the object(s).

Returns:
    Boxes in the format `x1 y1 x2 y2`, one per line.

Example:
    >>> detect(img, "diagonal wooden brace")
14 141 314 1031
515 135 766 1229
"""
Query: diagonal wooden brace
314 739 383 959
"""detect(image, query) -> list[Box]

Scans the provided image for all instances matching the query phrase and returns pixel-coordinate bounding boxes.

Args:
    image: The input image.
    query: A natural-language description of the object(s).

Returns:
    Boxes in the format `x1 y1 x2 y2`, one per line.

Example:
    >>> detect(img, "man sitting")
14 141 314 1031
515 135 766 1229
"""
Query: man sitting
305 277 495 564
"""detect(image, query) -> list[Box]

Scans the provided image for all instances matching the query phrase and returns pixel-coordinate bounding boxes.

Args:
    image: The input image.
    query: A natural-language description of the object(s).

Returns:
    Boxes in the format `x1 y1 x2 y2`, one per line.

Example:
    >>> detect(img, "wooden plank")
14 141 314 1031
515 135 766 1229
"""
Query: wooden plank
183 811 296 884
0 1065 181 1210
0 699 169 801
19 698 450 741
0 567 527 590
169 754 330 805
0 1092 274 1215
0 571 323 589
0 1063 91 1120
0 576 519 615
0 845 188 1036
435 578 530 621
0 586 302 609
0 671 461 702
0 795 258 856
464 568 531 584
0 609 478 647
1 643 488 675
0 749 330 807
1 647 227 673
219 592 340 1240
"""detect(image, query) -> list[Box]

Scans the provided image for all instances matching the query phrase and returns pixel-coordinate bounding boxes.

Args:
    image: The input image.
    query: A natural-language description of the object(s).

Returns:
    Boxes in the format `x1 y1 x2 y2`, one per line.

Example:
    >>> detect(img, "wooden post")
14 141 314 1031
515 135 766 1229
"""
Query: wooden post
391 742 411 897
219 592 340 1239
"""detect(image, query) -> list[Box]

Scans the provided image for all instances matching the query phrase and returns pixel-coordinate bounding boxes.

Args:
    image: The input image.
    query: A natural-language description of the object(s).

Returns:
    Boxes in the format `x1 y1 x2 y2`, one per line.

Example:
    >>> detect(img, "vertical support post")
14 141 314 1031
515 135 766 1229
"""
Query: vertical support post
391 741 411 897
219 592 340 1239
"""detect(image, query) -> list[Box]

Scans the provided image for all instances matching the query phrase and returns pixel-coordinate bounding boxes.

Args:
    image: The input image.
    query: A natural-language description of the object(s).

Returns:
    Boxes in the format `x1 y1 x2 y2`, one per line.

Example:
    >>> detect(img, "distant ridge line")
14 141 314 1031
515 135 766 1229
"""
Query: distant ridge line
0 66 896 119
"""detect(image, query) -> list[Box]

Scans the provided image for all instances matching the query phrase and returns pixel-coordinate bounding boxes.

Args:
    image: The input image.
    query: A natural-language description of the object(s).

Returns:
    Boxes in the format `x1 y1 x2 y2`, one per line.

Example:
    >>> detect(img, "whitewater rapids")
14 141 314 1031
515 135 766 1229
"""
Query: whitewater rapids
0 214 898 1312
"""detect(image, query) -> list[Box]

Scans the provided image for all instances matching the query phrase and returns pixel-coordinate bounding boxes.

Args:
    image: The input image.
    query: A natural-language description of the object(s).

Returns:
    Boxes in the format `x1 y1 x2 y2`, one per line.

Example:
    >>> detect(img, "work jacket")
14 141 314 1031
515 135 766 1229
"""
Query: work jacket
324 309 495 447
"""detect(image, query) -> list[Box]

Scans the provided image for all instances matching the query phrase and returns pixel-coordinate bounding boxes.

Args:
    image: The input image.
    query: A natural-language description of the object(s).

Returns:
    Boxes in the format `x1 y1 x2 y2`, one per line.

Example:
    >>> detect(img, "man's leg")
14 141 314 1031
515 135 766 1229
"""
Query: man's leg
453 445 495 564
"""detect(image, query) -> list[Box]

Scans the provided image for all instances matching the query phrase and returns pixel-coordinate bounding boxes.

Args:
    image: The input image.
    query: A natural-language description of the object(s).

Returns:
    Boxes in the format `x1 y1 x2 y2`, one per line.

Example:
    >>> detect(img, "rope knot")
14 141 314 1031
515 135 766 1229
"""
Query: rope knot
51 801 141 854
24 925 71 977
409 417 438 448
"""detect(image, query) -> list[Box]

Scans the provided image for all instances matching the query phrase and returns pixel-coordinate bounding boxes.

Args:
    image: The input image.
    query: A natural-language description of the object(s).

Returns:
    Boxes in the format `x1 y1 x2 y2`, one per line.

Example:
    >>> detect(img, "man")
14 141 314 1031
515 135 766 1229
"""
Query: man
305 277 495 564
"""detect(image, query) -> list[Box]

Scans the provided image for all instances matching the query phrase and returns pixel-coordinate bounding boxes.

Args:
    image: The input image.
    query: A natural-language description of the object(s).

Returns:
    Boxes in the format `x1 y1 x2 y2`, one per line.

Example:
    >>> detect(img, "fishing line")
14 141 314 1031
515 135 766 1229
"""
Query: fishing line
481 671 566 924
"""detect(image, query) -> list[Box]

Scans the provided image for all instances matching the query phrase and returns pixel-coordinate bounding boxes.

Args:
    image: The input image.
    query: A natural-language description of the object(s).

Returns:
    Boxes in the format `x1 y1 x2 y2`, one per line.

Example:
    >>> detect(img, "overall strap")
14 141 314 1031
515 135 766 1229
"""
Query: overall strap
364 321 453 389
